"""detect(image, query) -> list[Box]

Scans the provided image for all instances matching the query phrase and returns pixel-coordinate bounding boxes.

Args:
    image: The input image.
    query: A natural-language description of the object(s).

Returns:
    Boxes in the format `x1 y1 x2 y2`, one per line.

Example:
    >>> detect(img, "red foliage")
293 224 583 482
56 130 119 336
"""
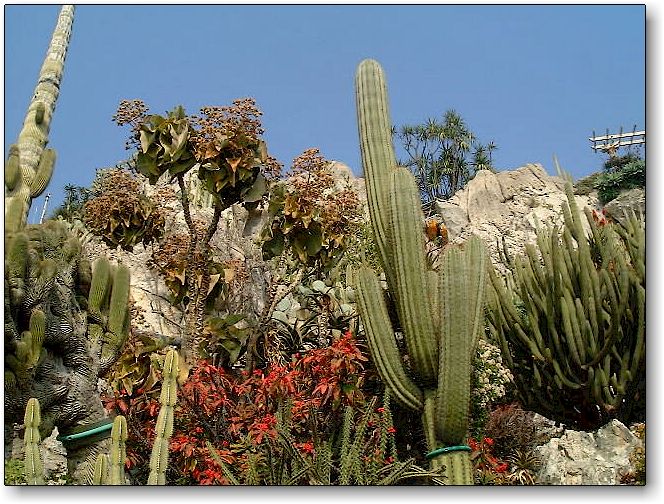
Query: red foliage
469 436 510 476
104 330 369 485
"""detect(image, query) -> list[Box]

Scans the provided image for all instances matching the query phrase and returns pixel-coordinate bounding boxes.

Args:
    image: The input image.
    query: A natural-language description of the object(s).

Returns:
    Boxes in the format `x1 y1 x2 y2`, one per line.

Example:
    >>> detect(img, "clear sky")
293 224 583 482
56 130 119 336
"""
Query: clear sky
4 3 646 218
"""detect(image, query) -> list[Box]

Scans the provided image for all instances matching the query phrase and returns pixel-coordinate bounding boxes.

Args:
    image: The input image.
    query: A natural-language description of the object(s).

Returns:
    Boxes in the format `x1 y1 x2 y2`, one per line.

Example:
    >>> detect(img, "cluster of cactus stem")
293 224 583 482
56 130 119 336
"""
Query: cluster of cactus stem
21 350 180 486
93 349 179 485
487 183 645 430
5 222 131 417
353 59 488 485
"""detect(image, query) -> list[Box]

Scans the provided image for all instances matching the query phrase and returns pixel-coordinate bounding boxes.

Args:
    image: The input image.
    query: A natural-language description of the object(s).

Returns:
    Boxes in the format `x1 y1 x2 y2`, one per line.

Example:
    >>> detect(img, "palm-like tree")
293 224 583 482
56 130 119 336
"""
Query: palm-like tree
395 109 496 212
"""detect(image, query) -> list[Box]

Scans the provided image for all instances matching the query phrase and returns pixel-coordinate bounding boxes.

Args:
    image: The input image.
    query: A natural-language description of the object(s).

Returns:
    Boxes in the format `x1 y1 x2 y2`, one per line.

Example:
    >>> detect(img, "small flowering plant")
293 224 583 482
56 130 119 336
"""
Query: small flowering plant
469 436 510 485
470 338 514 436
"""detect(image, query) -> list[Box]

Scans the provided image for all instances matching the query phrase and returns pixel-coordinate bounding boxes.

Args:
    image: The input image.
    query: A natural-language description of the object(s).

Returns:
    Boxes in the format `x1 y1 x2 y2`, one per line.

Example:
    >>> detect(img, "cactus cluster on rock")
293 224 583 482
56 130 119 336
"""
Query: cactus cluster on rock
487 183 645 430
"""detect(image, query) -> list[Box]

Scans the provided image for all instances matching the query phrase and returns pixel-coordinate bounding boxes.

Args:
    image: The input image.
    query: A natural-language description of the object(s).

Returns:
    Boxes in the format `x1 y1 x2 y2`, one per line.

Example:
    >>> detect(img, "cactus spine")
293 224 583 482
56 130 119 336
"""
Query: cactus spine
148 349 179 485
5 5 74 232
23 398 46 485
354 59 488 484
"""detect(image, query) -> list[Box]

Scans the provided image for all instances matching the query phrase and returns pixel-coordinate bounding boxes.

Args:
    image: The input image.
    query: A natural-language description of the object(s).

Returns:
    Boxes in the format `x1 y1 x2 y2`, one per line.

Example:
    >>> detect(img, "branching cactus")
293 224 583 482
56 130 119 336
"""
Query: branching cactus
5 222 131 484
353 59 488 484
5 5 74 232
23 398 46 485
148 349 180 485
487 184 645 430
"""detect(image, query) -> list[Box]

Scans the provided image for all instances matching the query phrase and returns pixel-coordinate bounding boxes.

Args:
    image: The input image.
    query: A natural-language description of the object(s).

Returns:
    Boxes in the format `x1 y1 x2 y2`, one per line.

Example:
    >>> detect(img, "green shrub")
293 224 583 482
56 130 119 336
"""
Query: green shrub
594 159 645 204
4 459 27 485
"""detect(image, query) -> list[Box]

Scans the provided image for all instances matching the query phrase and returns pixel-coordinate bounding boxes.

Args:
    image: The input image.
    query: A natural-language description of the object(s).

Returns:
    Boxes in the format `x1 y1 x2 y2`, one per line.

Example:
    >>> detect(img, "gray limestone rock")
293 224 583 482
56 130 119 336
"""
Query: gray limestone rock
535 419 643 485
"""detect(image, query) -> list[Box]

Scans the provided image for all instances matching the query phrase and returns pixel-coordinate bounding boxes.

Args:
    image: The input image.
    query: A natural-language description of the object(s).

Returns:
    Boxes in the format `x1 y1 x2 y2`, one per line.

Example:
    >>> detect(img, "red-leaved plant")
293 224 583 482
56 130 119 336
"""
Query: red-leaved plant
104 330 370 484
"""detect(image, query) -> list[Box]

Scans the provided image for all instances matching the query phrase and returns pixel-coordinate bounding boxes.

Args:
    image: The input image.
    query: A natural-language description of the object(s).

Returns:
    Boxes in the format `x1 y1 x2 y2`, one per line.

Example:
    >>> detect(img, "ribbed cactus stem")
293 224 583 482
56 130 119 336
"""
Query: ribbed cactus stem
355 266 424 411
436 238 487 444
93 454 110 485
147 349 179 485
388 168 438 384
23 398 45 485
29 148 56 198
354 59 486 484
107 264 130 337
88 257 111 320
5 5 74 232
109 415 128 485
355 58 397 283
5 144 21 191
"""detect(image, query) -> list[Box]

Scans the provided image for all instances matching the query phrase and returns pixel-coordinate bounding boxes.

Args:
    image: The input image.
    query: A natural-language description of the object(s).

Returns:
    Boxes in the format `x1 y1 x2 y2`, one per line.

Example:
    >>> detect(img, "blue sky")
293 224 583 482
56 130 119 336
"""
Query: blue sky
4 4 645 218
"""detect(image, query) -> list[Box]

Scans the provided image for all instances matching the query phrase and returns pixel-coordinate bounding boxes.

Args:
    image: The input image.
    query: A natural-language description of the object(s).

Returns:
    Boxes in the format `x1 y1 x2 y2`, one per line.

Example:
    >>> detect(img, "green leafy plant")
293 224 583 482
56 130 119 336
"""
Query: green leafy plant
594 159 645 204
261 148 362 270
487 183 645 430
394 110 497 211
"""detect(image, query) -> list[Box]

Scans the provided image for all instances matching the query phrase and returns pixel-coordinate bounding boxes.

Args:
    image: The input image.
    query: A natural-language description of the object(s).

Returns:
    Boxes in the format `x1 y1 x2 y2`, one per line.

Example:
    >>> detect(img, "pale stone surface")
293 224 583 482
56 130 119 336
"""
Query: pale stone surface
604 187 645 225
432 164 599 274
535 419 643 485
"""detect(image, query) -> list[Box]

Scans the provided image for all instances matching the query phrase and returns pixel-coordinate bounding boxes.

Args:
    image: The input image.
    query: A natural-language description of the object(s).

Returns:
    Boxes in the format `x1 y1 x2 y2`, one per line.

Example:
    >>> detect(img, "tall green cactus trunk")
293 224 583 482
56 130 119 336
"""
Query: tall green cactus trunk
354 59 488 485
5 5 74 232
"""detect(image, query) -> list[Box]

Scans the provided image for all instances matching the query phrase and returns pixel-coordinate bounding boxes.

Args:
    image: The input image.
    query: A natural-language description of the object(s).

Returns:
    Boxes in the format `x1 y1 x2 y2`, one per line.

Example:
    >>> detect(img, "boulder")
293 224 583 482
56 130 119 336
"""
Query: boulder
604 188 645 225
433 164 599 274
535 419 643 485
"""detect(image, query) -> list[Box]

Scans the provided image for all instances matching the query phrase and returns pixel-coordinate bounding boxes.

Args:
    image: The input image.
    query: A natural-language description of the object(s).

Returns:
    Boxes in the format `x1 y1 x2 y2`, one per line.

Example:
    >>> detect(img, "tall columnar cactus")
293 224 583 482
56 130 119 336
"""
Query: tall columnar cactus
5 5 74 232
109 415 128 485
148 349 179 485
92 414 128 485
23 398 46 485
353 59 488 484
487 184 645 430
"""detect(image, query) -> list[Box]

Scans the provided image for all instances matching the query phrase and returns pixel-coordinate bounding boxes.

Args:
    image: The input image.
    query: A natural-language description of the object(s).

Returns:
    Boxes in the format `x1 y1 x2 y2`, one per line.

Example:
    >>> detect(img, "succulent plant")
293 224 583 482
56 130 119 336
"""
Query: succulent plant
4 5 74 233
487 183 645 430
5 221 131 484
353 59 488 484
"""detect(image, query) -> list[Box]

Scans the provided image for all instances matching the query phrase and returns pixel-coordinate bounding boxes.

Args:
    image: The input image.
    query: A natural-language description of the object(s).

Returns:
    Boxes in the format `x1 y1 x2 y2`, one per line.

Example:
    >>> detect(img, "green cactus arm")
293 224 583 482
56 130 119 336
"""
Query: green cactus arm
5 145 21 191
88 257 111 321
355 266 423 411
388 168 438 384
23 398 45 485
435 237 487 445
5 6 74 232
93 454 110 485
109 415 128 485
355 58 397 282
29 149 56 198
148 349 179 485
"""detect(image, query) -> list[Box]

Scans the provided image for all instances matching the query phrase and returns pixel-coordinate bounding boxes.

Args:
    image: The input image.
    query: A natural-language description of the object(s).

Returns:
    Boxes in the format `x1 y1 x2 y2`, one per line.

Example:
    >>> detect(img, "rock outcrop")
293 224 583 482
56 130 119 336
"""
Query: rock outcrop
535 419 643 485
433 164 600 272
604 187 645 225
